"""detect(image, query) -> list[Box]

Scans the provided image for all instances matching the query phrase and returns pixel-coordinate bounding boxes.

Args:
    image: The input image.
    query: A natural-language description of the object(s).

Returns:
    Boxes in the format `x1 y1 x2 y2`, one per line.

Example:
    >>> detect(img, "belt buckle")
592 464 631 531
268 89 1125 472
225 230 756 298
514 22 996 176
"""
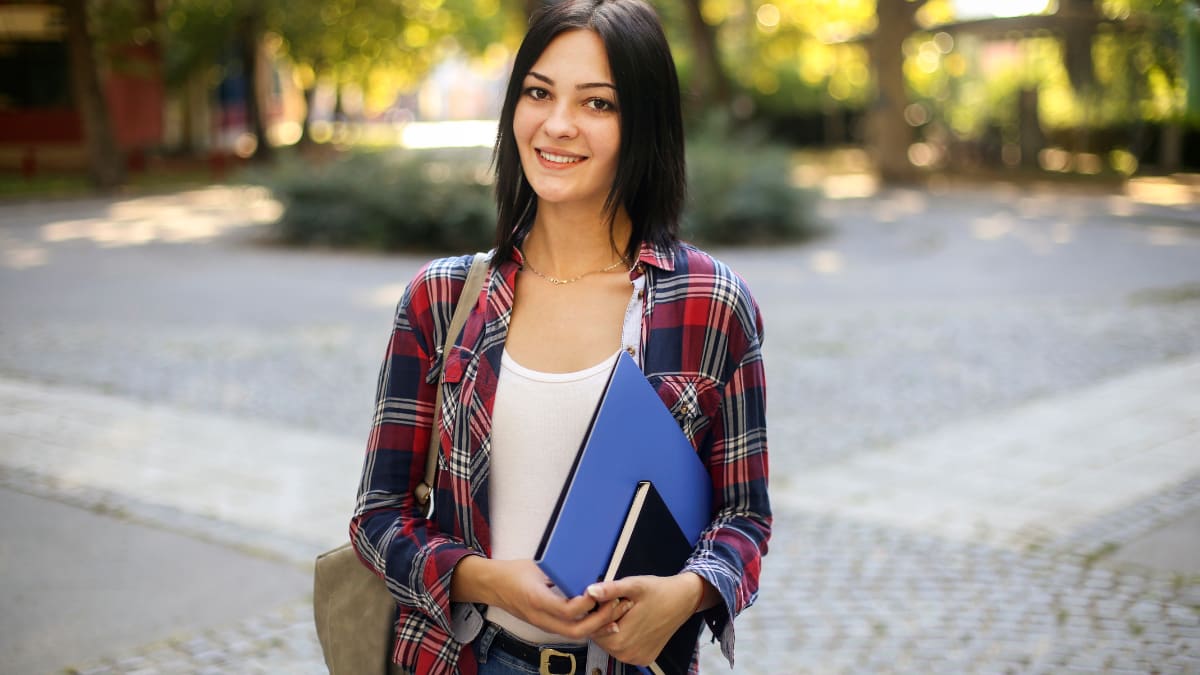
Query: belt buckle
538 647 576 675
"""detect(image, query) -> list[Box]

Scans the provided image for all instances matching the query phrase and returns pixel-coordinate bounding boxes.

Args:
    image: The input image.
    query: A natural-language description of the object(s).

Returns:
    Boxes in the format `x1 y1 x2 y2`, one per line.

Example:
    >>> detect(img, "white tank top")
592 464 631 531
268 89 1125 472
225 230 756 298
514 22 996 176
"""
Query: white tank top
486 348 620 644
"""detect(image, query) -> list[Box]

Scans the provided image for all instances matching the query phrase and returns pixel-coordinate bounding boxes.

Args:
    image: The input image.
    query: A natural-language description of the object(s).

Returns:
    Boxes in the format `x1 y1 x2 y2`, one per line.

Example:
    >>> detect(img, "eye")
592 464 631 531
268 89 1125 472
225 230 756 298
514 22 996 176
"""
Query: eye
523 86 550 101
585 97 617 112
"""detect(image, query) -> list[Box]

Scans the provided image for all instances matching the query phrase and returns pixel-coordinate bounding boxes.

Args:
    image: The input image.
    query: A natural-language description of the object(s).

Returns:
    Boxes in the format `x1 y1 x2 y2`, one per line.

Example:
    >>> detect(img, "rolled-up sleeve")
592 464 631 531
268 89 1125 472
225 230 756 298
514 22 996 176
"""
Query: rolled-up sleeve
683 283 771 668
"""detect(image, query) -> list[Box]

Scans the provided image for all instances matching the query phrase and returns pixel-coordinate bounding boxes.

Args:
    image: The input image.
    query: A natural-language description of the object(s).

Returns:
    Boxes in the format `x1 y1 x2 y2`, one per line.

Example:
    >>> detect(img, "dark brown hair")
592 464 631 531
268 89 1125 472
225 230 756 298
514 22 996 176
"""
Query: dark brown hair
492 0 685 265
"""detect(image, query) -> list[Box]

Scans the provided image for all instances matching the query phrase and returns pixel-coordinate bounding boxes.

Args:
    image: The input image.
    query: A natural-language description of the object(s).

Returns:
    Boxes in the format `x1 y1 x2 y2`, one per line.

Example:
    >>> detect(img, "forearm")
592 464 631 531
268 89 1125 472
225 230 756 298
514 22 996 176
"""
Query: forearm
449 553 498 605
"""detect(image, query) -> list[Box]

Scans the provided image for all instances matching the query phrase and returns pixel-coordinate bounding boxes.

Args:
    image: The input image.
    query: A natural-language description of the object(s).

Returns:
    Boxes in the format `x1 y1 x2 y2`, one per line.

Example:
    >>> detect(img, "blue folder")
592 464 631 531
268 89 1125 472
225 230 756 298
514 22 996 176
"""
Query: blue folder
534 352 713 599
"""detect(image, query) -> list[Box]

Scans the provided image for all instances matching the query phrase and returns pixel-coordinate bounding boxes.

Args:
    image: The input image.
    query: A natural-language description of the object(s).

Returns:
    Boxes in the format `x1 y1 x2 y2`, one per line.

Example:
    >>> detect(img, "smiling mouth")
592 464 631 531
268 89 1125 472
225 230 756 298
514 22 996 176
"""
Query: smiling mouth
537 149 585 165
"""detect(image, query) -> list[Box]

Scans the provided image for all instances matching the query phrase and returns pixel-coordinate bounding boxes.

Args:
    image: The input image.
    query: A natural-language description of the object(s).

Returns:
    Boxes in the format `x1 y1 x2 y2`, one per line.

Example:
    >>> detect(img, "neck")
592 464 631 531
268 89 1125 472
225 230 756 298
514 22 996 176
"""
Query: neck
524 200 633 277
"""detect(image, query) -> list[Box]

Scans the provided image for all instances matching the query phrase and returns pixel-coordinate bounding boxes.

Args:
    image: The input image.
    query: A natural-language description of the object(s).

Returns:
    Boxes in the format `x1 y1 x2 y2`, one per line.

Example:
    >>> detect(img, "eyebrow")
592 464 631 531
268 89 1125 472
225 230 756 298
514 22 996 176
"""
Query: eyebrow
528 71 617 92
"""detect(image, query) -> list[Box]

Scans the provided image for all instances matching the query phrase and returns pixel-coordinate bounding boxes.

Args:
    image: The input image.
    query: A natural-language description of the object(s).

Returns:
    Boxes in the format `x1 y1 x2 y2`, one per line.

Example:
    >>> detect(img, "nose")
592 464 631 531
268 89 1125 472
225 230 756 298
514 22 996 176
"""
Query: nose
543 101 578 139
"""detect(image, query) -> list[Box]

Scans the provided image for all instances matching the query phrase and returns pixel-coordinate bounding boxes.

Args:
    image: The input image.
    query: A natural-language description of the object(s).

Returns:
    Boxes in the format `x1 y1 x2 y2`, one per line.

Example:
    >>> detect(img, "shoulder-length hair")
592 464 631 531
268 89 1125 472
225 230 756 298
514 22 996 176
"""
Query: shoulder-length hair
492 0 685 265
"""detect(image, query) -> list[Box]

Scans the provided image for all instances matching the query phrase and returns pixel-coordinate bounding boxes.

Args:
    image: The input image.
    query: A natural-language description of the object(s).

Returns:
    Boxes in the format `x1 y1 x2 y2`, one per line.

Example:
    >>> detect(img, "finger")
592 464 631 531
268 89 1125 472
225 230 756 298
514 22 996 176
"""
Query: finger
600 576 644 600
549 609 613 640
585 582 610 603
562 593 601 619
548 597 618 635
589 621 621 643
592 599 635 637
614 598 634 620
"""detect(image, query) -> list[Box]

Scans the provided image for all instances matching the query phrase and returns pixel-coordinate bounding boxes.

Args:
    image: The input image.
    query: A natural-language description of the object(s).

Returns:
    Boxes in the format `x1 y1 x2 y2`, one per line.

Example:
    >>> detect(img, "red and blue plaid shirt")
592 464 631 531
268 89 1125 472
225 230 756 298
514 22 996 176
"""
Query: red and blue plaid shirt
351 241 771 675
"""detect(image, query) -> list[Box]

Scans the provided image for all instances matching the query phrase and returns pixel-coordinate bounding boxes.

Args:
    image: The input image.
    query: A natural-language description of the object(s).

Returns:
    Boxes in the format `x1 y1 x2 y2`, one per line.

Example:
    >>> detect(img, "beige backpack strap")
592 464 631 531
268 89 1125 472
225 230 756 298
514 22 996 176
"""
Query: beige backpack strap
415 252 489 518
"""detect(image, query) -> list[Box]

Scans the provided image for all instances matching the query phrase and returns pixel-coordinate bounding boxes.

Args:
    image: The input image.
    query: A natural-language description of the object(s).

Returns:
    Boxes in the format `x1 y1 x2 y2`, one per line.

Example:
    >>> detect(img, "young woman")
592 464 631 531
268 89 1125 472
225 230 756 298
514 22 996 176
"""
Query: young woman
350 1 771 673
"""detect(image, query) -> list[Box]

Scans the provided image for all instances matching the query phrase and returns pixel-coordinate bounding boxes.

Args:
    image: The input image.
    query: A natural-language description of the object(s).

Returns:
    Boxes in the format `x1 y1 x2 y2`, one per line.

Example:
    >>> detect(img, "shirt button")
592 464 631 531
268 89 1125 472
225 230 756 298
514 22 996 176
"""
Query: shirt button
625 347 636 356
637 290 645 300
680 404 691 414
592 669 603 675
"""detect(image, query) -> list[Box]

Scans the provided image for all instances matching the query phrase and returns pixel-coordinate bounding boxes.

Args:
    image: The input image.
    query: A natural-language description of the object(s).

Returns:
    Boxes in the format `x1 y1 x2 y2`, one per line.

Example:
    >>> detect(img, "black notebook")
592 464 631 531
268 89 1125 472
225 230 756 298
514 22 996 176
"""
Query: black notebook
602 481 705 675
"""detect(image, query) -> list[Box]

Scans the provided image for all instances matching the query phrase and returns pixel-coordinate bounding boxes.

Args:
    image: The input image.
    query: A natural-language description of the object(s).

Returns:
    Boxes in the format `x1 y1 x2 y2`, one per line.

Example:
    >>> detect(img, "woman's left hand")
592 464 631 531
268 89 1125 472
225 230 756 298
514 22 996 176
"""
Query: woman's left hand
585 572 706 667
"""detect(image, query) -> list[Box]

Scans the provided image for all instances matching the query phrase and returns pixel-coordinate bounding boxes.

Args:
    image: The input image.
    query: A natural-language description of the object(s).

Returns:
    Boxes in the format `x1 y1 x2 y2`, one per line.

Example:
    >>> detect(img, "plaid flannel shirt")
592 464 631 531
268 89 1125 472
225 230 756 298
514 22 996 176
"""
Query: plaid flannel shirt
350 241 771 675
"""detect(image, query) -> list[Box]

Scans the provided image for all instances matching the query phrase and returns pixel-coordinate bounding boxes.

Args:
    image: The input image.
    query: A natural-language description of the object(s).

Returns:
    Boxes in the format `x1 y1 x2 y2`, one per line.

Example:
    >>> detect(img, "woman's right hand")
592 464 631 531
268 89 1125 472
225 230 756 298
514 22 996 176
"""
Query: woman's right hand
451 556 623 639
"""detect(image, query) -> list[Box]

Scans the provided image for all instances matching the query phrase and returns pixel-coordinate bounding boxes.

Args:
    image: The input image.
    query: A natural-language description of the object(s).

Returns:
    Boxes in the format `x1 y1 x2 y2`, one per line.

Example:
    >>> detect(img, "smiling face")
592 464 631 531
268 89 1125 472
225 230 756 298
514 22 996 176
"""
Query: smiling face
512 29 621 216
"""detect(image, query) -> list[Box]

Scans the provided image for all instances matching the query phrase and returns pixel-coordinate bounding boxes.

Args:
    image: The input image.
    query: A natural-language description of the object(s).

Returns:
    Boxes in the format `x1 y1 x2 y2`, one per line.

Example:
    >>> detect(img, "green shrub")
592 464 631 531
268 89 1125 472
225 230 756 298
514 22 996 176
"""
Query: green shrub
262 149 495 252
683 136 822 245
258 136 819 252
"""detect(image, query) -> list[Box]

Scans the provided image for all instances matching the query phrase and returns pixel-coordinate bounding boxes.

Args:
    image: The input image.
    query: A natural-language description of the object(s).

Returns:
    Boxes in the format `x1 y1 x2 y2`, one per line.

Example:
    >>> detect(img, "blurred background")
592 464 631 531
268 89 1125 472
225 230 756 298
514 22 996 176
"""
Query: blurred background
1 1 1199 674
2 0 1199 197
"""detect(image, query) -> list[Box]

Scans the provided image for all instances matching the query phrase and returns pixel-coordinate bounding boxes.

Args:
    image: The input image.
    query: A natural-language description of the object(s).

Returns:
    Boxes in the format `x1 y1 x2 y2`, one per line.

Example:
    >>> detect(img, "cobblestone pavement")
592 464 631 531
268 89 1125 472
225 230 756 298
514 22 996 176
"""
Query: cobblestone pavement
2 184 1198 673
50 365 1200 675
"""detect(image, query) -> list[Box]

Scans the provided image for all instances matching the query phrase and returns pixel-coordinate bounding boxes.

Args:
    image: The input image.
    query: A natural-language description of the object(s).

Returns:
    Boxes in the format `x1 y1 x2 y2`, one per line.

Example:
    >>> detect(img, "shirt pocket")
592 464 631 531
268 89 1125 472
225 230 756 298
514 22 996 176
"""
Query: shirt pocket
438 344 475 385
646 373 723 446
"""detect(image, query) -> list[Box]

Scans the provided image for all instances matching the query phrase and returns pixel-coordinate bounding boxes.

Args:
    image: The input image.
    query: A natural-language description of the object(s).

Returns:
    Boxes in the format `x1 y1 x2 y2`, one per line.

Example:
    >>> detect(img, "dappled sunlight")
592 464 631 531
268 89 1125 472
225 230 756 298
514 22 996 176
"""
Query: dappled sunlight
791 148 879 200
969 212 1081 254
970 213 1016 241
1106 195 1137 218
822 173 880 199
37 187 281 248
871 189 928 223
809 249 845 275
0 243 49 270
400 120 498 149
1051 222 1074 245
1146 226 1195 247
1126 178 1200 208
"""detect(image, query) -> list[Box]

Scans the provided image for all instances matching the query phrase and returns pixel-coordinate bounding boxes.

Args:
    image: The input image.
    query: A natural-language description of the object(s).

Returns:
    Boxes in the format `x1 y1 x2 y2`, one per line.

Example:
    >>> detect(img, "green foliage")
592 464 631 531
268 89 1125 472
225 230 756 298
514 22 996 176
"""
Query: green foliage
160 0 518 99
259 150 495 252
161 0 240 87
256 132 819 253
682 121 821 245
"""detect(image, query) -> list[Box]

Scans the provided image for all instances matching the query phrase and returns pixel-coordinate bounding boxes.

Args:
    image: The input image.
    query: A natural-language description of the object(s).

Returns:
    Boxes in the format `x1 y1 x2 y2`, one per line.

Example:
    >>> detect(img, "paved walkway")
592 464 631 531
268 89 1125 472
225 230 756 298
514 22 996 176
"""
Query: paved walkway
0 375 361 560
1 353 1197 674
777 354 1200 553
1 184 1198 673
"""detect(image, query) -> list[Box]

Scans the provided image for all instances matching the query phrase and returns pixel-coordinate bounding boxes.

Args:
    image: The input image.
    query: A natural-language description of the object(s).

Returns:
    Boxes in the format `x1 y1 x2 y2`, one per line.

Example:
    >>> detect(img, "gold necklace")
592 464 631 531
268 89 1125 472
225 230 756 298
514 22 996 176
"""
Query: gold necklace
523 257 627 285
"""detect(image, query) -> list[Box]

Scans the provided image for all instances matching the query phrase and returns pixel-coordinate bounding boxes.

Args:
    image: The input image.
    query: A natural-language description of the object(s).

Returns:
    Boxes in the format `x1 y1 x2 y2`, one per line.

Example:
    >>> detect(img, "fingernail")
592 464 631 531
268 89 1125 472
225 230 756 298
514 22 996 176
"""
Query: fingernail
609 624 620 635
586 584 602 599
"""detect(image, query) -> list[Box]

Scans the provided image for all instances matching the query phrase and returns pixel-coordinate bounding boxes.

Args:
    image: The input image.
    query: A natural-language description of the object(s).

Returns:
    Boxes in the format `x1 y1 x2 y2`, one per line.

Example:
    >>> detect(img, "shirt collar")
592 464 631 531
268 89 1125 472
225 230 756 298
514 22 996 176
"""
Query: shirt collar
636 241 676 273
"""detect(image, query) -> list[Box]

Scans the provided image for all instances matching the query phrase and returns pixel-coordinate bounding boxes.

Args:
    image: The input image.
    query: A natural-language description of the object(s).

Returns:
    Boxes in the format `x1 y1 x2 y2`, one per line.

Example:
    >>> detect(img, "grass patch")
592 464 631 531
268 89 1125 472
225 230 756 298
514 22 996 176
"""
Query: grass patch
1082 541 1121 567
0 166 225 202
1129 283 1200 306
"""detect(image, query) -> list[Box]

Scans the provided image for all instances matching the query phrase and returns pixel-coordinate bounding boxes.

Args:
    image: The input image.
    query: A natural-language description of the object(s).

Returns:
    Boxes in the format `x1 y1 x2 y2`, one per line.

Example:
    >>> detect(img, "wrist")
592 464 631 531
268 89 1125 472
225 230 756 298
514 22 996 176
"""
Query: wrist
680 572 707 616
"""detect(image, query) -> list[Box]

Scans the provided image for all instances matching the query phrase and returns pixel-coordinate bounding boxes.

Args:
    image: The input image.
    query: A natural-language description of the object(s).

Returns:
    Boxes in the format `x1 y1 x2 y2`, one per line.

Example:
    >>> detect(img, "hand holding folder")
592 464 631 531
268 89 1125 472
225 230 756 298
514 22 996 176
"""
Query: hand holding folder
534 353 712 674
596 481 706 675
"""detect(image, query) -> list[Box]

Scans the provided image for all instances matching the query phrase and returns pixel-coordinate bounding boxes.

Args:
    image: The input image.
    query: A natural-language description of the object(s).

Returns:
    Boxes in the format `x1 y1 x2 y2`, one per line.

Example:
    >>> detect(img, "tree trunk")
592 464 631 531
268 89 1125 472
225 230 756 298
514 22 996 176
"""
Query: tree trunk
238 11 273 162
866 0 924 184
681 0 734 109
63 0 125 190
1058 0 1097 93
1160 121 1182 172
681 0 731 107
1018 88 1043 169
298 83 317 148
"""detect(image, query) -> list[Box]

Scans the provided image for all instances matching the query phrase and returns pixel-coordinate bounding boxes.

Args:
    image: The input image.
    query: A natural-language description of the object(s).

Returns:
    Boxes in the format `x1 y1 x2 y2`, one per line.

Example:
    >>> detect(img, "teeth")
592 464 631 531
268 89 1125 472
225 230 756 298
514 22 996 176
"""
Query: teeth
539 150 581 164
